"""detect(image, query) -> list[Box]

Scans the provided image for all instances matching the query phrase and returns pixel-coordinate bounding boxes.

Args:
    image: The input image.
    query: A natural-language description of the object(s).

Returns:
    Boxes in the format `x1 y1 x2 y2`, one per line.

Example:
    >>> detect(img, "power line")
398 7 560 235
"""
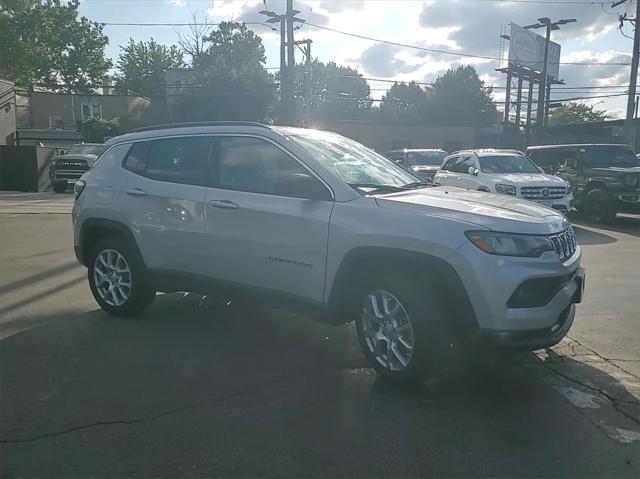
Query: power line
306 22 632 66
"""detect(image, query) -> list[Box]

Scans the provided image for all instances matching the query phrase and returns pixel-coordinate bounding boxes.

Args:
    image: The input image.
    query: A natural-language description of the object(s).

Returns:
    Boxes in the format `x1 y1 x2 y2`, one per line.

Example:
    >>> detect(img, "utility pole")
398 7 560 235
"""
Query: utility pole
293 39 312 125
259 5 305 125
286 0 296 124
280 16 287 118
620 0 639 147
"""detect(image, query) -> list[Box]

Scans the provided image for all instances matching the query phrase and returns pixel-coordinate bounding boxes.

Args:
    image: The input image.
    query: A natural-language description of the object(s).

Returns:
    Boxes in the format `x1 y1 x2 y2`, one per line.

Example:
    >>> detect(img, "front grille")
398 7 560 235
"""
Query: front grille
55 172 83 180
549 227 577 261
56 160 88 171
520 186 566 200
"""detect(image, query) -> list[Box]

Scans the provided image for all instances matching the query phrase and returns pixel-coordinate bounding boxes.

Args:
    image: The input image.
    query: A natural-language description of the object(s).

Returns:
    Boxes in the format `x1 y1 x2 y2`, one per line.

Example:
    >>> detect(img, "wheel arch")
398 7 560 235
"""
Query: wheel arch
327 247 478 332
78 218 145 267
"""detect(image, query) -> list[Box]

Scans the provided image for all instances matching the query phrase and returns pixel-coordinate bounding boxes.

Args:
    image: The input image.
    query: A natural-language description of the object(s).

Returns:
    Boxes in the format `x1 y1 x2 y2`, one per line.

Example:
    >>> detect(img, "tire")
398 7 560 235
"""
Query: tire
353 269 449 382
583 188 616 223
87 237 155 317
52 182 67 193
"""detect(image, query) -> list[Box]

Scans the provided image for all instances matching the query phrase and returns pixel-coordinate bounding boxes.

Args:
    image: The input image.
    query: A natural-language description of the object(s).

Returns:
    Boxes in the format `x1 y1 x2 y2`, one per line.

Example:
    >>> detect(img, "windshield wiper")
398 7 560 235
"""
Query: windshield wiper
349 183 405 193
400 182 429 189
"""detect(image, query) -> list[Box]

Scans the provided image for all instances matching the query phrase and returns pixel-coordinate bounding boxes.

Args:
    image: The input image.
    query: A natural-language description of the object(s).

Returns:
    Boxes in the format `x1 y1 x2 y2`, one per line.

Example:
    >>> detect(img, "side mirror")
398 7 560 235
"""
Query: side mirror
394 159 404 166
468 166 479 176
274 173 332 201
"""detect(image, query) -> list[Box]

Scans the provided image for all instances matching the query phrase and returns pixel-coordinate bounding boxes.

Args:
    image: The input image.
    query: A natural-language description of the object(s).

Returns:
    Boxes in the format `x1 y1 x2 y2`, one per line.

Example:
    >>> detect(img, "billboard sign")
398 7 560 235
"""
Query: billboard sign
508 23 561 80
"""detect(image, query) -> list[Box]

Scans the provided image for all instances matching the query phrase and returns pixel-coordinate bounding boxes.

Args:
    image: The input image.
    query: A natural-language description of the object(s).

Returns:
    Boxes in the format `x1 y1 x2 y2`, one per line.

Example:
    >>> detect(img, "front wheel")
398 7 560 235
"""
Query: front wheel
583 188 616 223
88 237 155 316
354 272 448 381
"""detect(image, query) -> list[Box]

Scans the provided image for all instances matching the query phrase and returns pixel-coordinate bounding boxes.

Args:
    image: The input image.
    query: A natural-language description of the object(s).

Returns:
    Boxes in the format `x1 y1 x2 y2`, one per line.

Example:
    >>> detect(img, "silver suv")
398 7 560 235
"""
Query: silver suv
72 122 585 380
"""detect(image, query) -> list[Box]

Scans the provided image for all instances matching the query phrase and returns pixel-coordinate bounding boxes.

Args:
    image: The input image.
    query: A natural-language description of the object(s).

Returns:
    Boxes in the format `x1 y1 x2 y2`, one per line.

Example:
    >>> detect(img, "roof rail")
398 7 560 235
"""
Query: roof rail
131 121 269 133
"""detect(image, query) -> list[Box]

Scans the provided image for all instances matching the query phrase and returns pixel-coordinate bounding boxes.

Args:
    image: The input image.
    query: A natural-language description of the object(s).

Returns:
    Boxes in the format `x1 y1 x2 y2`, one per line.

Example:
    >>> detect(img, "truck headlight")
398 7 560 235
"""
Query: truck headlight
623 174 638 187
465 231 554 257
495 184 516 195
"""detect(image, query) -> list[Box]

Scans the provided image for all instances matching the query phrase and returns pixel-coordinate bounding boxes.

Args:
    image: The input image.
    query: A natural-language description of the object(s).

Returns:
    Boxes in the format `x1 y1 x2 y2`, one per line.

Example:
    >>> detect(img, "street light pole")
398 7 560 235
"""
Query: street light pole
535 19 552 132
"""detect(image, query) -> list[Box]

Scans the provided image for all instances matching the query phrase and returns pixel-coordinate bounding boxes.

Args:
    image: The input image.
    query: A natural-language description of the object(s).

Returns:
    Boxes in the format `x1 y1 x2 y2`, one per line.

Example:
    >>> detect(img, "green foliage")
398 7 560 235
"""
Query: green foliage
295 61 372 123
428 66 497 126
172 22 275 122
78 116 141 142
378 82 430 124
115 38 184 99
547 102 609 125
0 0 111 92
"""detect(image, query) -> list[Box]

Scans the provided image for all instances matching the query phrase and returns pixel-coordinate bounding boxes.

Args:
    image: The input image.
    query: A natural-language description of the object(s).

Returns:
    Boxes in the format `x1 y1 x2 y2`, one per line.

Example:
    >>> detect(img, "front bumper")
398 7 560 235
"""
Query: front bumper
615 192 640 213
447 240 584 350
527 193 574 214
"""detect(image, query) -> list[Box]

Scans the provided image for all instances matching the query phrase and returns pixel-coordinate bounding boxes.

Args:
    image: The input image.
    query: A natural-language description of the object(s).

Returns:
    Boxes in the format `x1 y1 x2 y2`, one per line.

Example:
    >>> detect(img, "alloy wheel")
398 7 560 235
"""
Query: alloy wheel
360 290 415 371
93 249 132 307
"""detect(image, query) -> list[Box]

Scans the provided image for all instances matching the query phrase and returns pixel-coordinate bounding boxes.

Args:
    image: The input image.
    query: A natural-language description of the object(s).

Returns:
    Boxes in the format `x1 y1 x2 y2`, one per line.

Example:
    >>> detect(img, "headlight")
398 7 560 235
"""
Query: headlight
74 180 86 200
623 174 638 187
495 184 516 195
565 183 572 193
465 231 554 257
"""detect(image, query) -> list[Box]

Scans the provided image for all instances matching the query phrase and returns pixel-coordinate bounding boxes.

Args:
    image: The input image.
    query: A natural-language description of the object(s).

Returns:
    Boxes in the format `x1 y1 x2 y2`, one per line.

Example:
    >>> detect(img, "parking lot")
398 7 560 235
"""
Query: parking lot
1 191 639 478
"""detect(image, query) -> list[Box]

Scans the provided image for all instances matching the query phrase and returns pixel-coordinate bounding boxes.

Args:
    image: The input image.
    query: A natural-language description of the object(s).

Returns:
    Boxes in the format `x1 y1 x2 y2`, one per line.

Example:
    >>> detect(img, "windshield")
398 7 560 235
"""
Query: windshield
67 144 105 156
287 131 418 190
479 154 540 174
580 146 639 167
405 151 447 166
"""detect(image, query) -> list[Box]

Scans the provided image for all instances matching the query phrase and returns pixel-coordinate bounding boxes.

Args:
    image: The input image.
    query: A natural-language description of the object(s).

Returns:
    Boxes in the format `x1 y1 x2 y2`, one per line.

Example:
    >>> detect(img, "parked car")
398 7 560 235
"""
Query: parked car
433 149 574 213
49 143 106 193
526 144 640 223
72 123 584 380
385 149 448 183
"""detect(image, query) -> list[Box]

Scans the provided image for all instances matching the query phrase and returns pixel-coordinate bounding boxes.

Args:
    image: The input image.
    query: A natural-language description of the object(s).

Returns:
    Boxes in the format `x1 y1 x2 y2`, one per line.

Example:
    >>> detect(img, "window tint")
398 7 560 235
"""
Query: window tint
215 137 312 195
145 137 212 185
123 141 150 173
530 149 564 173
441 156 456 171
99 143 131 167
449 155 475 173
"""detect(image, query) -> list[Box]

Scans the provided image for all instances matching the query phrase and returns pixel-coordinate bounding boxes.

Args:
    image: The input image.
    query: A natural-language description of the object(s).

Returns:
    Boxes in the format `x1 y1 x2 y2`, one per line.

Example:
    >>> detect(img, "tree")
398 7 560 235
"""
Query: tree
547 102 609 125
172 22 275 122
294 61 372 124
0 0 111 92
115 38 184 99
378 82 430 124
428 66 497 126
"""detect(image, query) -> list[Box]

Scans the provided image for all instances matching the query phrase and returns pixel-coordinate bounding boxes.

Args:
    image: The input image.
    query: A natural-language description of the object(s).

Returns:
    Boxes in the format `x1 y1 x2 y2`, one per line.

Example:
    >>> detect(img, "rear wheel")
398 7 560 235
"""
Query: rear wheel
88 237 155 316
52 182 67 193
354 270 448 381
583 188 616 223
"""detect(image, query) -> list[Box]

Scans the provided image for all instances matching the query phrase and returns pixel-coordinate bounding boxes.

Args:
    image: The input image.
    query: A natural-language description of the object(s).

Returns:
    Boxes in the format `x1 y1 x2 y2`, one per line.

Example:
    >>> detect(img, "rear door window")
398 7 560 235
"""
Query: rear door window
143 136 213 186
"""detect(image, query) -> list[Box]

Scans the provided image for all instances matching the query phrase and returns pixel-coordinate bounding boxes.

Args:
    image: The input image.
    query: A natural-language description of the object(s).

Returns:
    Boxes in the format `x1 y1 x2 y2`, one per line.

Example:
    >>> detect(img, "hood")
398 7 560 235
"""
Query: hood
409 165 440 173
375 186 568 234
483 172 566 186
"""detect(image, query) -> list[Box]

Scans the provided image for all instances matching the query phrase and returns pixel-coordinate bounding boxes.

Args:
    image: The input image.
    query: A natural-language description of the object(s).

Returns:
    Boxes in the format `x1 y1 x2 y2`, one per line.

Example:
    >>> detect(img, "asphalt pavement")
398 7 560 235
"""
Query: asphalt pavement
0 192 638 478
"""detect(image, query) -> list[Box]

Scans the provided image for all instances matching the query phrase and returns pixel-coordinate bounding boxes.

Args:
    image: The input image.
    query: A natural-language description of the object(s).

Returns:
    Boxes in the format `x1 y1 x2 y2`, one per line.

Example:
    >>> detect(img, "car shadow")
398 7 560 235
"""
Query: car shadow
572 225 618 245
1 294 638 478
570 213 640 238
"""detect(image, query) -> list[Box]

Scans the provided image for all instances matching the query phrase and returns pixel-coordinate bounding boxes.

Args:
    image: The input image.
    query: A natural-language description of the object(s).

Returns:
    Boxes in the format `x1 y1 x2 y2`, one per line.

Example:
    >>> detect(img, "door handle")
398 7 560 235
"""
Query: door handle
125 188 147 197
208 199 239 210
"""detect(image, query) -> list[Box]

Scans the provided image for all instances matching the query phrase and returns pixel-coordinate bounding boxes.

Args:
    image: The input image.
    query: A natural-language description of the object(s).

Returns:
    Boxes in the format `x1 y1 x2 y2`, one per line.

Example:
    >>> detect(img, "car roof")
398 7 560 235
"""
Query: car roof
453 149 524 157
526 143 631 150
386 148 447 153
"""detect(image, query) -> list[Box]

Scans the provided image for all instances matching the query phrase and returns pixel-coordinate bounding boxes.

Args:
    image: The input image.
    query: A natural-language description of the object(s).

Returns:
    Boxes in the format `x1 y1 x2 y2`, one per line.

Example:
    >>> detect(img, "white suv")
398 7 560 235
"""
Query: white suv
72 123 585 380
434 149 574 213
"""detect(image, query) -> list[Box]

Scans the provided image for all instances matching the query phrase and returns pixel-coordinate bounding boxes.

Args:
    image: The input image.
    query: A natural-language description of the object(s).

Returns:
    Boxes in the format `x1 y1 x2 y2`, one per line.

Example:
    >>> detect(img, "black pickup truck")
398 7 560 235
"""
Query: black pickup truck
526 144 639 223
49 143 105 193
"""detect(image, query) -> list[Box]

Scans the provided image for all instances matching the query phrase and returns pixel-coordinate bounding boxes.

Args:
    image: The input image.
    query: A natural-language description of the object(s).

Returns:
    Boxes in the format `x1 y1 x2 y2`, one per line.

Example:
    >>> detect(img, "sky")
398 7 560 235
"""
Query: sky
78 0 639 118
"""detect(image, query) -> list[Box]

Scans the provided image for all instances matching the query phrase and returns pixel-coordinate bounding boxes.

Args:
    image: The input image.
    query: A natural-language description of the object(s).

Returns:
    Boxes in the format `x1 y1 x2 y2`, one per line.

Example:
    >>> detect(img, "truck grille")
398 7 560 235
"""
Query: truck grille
520 186 566 200
56 159 88 171
549 227 577 261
